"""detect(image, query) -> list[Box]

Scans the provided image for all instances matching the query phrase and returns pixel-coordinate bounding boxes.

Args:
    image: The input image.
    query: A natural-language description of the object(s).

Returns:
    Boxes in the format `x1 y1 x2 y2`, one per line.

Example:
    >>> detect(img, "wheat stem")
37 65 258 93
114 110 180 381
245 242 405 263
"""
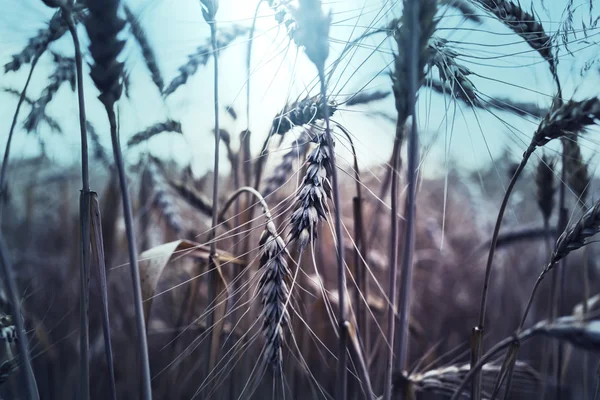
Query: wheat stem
107 107 152 399
383 108 403 400
63 10 92 399
472 147 534 398
395 0 422 391
204 6 222 394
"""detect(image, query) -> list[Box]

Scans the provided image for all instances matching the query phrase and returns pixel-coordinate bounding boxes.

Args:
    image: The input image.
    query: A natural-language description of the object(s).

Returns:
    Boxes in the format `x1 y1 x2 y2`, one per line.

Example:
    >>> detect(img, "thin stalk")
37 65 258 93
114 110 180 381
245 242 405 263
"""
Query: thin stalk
205 17 221 396
0 55 40 219
64 12 91 399
472 147 534 399
451 335 522 400
383 119 402 400
0 232 38 399
318 67 348 400
395 0 422 393
106 107 152 399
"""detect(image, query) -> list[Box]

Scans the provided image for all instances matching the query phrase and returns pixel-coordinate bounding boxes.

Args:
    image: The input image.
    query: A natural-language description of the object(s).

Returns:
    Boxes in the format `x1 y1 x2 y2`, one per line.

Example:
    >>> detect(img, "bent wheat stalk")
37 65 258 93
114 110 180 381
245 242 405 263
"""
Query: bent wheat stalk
473 96 600 399
0 56 40 220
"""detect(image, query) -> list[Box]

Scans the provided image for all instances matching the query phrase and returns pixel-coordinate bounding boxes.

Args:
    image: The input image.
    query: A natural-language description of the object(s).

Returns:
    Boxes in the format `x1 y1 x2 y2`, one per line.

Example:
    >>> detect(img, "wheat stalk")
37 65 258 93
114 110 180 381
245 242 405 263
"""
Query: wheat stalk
473 96 600 399
0 56 42 220
83 0 152 398
451 316 600 400
384 2 437 400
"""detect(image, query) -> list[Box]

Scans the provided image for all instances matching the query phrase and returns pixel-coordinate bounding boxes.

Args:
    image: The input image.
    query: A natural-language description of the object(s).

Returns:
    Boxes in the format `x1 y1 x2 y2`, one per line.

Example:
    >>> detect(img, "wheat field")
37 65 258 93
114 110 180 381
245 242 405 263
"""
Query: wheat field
0 0 599 399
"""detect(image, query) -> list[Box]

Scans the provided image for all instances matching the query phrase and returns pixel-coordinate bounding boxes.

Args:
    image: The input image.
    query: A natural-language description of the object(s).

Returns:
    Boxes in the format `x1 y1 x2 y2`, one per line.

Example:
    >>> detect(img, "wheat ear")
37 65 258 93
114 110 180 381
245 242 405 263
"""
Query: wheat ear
124 4 164 92
127 120 183 147
163 24 247 96
23 52 75 133
476 0 562 96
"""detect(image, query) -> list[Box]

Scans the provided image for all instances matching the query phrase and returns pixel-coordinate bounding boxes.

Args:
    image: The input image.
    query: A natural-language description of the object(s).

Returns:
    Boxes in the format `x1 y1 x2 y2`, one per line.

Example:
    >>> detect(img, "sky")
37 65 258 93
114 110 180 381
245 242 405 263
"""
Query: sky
0 0 599 183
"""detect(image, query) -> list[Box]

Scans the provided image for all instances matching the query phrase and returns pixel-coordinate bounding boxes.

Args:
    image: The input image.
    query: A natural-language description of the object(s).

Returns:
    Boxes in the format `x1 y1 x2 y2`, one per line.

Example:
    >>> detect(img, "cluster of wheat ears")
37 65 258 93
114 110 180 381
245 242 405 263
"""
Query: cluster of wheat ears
0 0 600 399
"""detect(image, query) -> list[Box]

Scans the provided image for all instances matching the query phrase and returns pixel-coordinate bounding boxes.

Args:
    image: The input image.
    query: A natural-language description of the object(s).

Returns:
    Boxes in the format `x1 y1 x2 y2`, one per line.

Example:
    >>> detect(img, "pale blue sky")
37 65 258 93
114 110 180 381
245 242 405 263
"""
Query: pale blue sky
0 0 598 182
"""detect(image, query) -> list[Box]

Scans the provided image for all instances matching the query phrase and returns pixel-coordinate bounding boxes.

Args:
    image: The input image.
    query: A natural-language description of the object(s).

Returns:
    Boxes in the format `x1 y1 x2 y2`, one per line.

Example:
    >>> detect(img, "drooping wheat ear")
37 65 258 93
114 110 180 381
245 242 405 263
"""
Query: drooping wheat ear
528 98 600 151
1 88 63 133
23 52 75 133
440 0 482 23
288 131 332 250
428 37 478 104
271 94 337 137
426 78 548 117
84 0 126 109
476 0 560 94
563 136 590 206
126 119 183 147
4 9 66 73
262 129 312 198
123 4 164 92
535 153 556 221
146 161 183 233
402 360 537 395
551 198 600 264
163 25 248 96
258 217 291 369
529 316 600 351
